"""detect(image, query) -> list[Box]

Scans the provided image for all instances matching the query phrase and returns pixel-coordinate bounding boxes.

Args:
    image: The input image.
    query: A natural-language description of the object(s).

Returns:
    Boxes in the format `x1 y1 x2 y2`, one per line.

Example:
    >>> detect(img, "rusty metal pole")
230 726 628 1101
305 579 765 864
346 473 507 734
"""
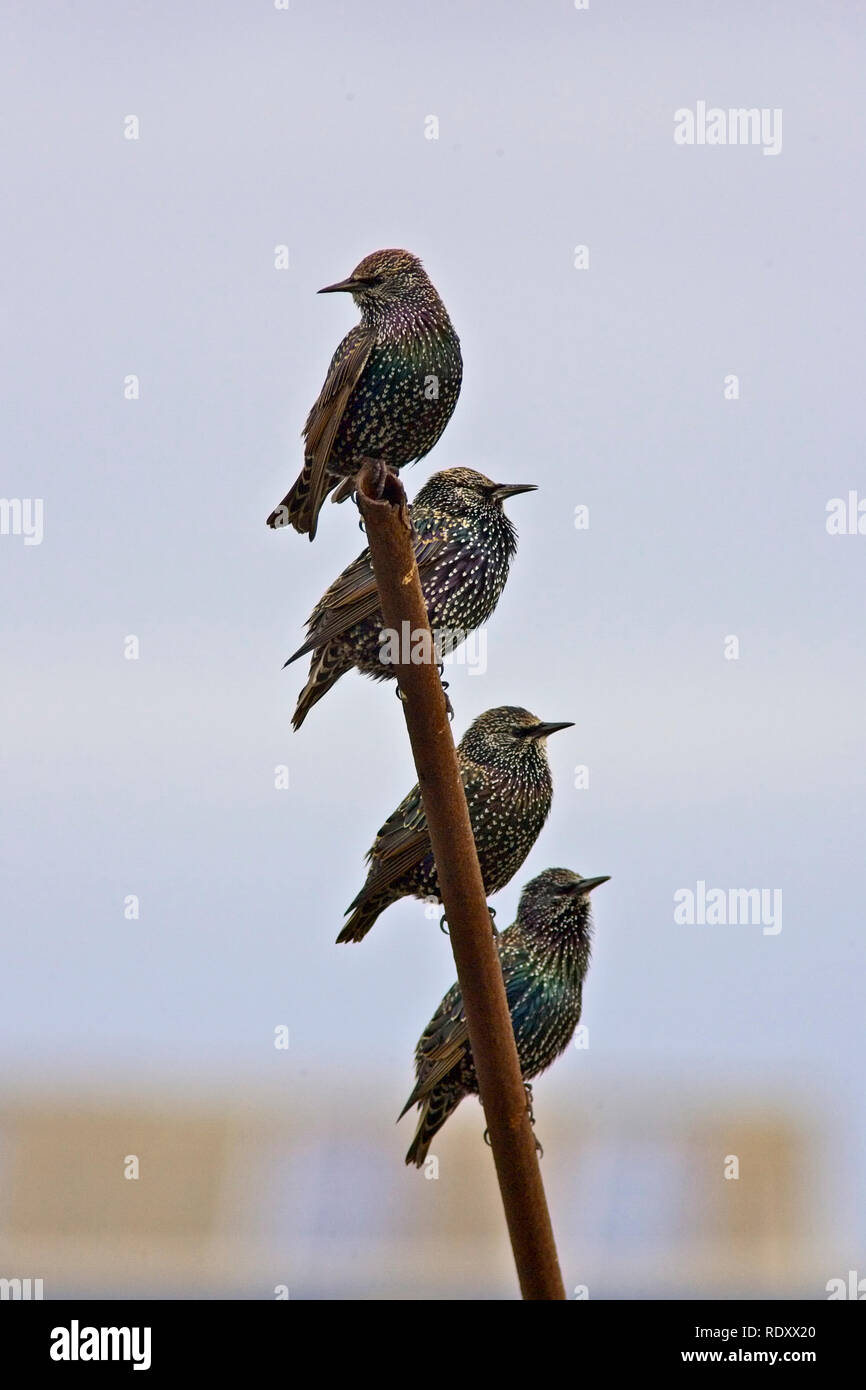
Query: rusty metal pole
356 460 566 1301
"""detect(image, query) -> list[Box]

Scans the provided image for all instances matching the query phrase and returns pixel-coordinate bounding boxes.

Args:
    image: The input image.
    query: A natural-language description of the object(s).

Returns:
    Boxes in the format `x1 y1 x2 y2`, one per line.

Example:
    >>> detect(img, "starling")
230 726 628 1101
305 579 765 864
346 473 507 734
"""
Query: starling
400 867 610 1166
267 249 462 539
285 468 536 730
337 707 573 944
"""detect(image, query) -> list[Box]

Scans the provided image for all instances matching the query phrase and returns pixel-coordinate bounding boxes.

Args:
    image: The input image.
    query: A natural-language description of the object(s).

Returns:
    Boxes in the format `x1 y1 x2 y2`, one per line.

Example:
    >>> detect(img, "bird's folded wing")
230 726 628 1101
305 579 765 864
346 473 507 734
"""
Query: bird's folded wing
357 784 431 896
400 943 521 1112
302 326 376 523
399 990 469 1113
286 533 448 663
363 756 485 896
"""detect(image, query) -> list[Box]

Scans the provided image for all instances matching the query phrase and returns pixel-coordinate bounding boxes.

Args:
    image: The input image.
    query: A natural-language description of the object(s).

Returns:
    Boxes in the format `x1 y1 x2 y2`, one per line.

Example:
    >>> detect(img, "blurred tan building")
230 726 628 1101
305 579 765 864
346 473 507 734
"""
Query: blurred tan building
0 1074 839 1300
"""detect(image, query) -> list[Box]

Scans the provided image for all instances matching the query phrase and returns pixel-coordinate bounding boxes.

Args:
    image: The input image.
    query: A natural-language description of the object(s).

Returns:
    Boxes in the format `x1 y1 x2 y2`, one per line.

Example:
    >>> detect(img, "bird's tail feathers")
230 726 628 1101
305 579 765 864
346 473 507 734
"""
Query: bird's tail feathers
267 460 331 539
291 646 347 731
336 890 389 944
403 1090 459 1167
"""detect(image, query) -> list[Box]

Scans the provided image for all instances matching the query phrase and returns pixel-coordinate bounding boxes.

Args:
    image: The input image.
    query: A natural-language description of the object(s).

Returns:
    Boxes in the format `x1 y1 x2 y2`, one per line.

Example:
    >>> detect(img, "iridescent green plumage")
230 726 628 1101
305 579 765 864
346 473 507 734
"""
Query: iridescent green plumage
401 868 610 1166
267 249 462 539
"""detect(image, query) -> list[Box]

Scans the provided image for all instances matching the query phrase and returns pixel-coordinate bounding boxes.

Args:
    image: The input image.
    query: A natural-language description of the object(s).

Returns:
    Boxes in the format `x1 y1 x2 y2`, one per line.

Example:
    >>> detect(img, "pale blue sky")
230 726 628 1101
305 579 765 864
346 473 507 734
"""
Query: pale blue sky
1 0 864 1268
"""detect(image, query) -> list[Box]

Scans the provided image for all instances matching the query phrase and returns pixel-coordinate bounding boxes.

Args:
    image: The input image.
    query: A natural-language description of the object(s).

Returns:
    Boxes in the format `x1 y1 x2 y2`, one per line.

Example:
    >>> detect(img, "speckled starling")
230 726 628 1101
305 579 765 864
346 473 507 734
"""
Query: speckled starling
337 707 573 944
267 249 462 539
400 867 610 1166
285 468 536 730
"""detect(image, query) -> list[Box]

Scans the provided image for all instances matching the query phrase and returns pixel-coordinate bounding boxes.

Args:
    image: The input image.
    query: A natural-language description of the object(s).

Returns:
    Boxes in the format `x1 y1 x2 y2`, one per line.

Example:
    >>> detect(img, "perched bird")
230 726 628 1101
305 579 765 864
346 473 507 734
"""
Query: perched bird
267 249 462 539
285 468 536 730
338 707 572 943
400 867 610 1166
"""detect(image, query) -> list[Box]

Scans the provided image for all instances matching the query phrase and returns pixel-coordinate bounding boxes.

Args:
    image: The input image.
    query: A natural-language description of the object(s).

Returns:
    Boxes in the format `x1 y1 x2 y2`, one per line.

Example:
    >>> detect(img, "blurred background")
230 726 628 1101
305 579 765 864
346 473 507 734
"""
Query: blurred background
0 1 863 1298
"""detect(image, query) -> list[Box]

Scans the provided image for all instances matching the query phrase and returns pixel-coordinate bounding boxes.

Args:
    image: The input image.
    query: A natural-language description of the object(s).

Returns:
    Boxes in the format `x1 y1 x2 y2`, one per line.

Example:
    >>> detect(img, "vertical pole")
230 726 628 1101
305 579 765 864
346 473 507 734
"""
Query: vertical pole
357 460 566 1301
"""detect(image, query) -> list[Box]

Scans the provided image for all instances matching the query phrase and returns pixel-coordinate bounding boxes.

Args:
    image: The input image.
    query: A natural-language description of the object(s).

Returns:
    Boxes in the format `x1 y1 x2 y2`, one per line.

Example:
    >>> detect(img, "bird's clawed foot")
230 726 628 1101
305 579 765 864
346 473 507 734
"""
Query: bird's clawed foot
523 1083 543 1155
523 1082 535 1121
439 913 450 935
483 1086 542 1155
483 1131 543 1156
435 664 455 719
349 484 366 530
366 458 390 500
488 905 498 937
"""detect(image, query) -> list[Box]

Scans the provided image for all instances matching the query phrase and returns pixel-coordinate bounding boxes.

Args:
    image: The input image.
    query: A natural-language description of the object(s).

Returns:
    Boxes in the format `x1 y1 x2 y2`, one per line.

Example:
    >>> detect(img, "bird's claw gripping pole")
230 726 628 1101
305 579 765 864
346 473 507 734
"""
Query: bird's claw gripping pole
355 458 566 1302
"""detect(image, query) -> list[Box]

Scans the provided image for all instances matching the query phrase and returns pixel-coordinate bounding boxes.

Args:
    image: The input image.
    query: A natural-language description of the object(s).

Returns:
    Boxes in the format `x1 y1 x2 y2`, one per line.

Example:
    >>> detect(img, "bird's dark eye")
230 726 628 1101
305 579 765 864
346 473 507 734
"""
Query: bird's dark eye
357 275 384 288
